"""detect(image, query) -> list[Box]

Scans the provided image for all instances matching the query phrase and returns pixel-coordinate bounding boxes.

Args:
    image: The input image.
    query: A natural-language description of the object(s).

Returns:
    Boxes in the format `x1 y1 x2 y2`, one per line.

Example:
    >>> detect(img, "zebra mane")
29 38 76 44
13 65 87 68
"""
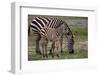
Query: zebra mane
63 21 74 39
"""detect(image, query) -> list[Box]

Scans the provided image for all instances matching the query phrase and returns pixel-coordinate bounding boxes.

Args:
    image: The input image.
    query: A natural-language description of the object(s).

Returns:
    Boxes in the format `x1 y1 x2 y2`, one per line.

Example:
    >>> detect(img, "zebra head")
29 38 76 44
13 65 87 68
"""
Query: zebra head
64 22 74 54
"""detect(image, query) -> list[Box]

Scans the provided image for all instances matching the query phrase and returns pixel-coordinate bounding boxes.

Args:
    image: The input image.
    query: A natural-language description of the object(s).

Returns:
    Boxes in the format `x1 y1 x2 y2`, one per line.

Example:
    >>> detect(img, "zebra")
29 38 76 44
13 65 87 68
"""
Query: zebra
39 27 62 58
28 16 74 56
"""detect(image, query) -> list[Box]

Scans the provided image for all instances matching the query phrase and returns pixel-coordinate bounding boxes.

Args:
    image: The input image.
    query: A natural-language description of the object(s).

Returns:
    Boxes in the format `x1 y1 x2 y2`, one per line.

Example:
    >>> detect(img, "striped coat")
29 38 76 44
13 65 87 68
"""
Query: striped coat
28 16 74 56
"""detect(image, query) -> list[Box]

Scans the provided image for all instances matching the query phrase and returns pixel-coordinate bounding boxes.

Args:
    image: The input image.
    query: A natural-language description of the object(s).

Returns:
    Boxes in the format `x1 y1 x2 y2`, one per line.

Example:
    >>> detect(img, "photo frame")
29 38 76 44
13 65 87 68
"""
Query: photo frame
11 2 97 74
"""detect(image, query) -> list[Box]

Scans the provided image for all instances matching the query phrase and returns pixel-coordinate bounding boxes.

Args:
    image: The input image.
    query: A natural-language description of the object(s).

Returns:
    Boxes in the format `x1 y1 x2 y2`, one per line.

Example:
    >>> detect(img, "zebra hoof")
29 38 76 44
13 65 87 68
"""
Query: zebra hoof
46 54 48 58
69 49 74 54
52 54 54 58
49 49 52 55
56 54 60 58
43 54 46 58
36 51 42 55
49 52 52 55
60 50 63 53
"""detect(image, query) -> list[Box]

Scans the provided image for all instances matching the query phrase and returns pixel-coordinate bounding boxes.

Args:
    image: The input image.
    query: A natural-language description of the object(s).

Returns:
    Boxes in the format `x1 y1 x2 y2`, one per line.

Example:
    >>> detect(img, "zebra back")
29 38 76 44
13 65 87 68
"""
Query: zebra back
28 16 64 35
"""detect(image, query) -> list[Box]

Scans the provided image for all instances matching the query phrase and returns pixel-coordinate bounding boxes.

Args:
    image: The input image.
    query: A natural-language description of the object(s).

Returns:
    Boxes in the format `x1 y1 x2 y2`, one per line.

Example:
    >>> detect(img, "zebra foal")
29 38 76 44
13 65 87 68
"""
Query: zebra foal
39 27 61 58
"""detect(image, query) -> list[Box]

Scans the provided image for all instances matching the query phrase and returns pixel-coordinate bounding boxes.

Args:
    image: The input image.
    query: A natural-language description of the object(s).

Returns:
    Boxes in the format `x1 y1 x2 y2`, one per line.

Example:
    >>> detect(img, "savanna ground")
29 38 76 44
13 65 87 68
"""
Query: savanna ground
28 16 88 61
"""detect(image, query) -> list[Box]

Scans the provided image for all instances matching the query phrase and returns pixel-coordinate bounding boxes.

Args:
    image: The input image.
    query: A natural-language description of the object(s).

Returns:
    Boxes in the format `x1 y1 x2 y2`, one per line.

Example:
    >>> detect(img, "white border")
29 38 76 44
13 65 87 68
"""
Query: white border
11 2 97 74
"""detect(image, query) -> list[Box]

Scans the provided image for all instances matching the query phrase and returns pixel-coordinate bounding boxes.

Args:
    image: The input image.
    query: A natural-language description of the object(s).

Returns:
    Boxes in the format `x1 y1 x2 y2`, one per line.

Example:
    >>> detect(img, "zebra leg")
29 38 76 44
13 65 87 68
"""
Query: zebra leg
44 40 48 58
41 44 45 58
60 36 63 53
56 47 60 57
51 42 55 58
56 40 60 58
40 38 48 58
36 34 42 55
49 44 53 55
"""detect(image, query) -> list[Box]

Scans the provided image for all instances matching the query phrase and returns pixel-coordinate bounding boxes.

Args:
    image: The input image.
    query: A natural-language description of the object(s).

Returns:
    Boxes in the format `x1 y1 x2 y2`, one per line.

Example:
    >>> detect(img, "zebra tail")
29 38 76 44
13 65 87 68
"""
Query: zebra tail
28 26 30 36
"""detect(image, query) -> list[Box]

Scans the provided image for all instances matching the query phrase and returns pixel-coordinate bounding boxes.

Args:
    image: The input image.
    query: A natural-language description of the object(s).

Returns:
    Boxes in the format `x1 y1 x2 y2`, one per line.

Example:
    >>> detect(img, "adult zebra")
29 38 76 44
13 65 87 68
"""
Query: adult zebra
28 16 74 55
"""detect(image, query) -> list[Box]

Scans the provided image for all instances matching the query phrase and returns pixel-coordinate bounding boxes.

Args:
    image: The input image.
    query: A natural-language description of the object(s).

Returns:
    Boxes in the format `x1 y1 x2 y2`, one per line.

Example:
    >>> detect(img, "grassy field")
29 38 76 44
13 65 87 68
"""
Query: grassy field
28 25 88 61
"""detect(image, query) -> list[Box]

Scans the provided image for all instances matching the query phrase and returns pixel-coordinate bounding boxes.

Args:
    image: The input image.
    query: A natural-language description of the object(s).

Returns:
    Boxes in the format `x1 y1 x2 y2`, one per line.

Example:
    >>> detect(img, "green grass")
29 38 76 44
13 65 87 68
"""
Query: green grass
70 25 87 36
28 25 88 61
28 48 88 61
59 16 88 20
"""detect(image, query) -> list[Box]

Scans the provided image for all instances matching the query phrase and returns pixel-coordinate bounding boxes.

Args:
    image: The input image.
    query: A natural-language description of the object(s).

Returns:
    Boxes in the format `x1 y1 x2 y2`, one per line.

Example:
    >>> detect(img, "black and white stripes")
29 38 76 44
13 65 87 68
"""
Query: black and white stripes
29 17 64 35
28 16 74 55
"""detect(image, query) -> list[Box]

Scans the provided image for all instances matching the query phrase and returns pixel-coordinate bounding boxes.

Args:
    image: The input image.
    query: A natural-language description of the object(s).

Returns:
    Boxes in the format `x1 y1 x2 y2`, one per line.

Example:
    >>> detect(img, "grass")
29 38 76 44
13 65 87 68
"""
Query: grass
28 25 88 61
